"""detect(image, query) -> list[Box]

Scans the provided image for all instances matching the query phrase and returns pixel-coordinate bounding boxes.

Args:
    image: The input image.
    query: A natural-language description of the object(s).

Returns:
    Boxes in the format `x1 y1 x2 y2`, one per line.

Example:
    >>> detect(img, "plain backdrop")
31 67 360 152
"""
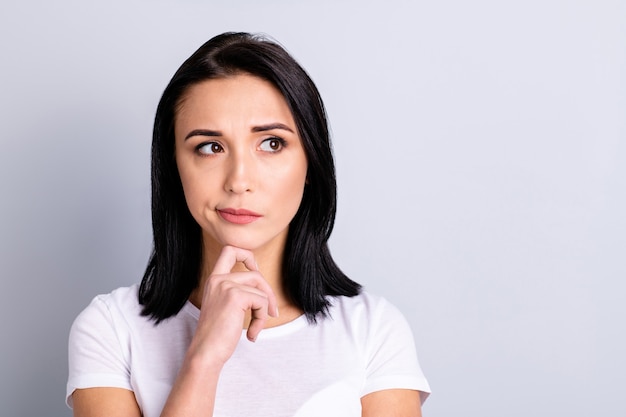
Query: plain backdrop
1 1 624 416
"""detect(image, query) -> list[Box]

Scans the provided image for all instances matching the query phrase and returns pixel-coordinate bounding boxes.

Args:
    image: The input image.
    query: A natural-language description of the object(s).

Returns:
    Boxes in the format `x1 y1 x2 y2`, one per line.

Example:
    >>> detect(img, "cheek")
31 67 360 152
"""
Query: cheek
177 163 193 199
177 164 208 213
279 165 308 210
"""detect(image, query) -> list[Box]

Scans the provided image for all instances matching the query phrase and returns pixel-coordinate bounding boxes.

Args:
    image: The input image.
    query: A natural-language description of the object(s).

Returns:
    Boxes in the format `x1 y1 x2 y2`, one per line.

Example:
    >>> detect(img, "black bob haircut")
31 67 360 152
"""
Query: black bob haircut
139 32 361 323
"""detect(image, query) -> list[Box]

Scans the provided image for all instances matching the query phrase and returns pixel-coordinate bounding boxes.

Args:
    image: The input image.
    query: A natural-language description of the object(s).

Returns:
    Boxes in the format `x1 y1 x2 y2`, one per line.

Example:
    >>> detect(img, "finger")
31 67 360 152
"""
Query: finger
212 272 279 318
211 246 258 275
247 307 269 342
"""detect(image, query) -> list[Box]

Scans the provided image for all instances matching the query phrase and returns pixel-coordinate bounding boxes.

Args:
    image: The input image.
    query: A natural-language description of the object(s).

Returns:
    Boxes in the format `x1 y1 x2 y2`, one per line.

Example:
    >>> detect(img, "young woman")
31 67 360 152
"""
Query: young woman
67 32 430 417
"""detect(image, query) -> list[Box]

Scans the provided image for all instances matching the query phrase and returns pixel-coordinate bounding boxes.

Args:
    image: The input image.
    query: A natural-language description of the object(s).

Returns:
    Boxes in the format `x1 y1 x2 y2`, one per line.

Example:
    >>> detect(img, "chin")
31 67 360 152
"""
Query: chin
202 227 286 255
218 236 266 252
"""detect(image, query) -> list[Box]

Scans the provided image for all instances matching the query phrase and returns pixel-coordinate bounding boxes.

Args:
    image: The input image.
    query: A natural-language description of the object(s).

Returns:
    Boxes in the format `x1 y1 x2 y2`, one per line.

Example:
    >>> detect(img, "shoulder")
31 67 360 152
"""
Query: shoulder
67 285 142 408
92 284 141 312
328 291 408 324
327 291 431 400
323 291 416 346
75 284 141 317
70 285 142 339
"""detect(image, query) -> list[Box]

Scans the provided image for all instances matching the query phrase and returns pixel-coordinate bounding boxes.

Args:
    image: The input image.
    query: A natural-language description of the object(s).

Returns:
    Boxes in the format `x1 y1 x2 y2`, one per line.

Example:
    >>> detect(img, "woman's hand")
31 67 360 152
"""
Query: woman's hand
187 245 279 367
160 245 279 417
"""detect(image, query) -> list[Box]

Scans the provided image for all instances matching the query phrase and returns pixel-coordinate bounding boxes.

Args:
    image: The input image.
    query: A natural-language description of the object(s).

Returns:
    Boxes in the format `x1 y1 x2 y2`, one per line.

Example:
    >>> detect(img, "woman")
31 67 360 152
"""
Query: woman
67 32 430 417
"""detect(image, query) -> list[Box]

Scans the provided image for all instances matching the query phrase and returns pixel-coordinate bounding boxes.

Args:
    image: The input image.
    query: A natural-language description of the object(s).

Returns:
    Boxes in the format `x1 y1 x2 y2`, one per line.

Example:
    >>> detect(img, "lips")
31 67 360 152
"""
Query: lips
217 208 262 225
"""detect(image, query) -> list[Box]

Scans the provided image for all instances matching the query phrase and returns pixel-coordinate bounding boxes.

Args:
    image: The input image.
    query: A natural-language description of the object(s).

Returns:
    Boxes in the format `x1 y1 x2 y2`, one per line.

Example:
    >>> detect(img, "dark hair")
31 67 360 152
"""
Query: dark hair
139 32 361 323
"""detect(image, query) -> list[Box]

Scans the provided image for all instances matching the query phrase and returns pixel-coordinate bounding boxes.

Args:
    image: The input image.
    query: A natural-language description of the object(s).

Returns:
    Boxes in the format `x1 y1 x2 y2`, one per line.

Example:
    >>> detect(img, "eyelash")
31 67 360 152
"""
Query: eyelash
259 137 287 152
195 142 224 156
194 137 287 156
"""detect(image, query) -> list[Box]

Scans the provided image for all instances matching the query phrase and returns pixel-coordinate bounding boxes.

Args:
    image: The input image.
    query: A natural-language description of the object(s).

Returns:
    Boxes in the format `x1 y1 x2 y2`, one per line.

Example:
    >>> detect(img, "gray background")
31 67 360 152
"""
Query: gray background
1 1 624 416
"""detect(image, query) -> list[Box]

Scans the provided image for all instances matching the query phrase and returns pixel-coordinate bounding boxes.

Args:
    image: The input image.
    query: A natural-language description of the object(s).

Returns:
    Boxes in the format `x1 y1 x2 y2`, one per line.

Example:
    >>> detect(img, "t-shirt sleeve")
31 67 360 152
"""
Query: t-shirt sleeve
361 297 431 403
66 295 133 408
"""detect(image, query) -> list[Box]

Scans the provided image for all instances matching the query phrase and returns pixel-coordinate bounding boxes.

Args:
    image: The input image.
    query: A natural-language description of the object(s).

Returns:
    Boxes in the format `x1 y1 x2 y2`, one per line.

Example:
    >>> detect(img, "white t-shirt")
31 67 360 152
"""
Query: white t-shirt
67 285 430 417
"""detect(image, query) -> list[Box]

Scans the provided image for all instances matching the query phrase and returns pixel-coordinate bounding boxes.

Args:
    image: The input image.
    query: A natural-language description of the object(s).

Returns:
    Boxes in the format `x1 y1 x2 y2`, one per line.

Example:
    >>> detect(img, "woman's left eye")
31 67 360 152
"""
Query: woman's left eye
259 137 285 152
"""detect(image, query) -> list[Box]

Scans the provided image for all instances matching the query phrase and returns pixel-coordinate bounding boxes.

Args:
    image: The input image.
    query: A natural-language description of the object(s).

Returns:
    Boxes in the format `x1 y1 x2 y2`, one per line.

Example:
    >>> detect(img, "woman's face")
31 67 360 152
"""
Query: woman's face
174 74 308 255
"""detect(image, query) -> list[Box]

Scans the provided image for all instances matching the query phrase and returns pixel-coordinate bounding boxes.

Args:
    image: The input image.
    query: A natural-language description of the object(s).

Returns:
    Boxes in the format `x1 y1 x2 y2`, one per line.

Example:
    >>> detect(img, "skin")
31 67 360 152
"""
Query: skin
72 74 422 417
175 74 308 327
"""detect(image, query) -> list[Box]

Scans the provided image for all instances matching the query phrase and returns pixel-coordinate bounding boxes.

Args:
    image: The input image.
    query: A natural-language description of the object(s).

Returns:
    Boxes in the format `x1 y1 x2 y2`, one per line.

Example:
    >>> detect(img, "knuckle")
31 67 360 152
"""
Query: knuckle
224 245 236 254
207 273 224 286
222 287 240 303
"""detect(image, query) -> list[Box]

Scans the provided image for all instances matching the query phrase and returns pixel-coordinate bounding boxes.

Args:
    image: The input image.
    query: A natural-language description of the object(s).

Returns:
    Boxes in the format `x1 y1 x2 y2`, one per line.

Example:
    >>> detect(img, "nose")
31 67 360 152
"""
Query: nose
224 150 255 194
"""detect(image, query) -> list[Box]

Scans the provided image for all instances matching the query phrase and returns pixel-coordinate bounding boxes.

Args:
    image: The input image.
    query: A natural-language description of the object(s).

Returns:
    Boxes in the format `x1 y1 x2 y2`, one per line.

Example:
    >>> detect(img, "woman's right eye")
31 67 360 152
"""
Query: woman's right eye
196 142 224 155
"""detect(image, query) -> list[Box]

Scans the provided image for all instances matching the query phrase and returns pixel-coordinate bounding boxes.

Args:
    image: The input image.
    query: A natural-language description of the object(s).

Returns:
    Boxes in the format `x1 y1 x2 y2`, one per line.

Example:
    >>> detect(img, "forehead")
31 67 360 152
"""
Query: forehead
175 74 296 128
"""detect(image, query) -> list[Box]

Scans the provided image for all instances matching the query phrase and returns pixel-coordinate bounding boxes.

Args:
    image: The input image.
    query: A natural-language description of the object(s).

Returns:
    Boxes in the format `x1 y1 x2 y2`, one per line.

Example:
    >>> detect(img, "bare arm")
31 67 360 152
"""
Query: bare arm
361 389 423 417
72 388 141 417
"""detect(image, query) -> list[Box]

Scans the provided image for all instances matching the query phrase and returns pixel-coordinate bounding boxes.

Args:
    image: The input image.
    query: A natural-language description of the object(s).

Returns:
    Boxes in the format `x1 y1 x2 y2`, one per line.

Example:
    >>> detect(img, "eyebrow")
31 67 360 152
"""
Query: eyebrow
251 123 295 134
184 123 295 141
184 129 221 141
